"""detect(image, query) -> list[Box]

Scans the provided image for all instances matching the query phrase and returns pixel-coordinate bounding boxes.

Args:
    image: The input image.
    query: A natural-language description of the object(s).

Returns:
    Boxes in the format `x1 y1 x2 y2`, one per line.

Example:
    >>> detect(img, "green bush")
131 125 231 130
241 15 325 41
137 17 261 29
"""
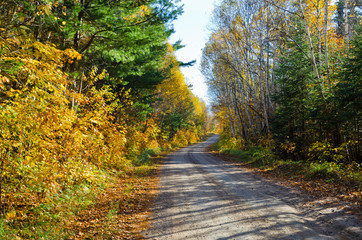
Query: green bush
305 162 340 180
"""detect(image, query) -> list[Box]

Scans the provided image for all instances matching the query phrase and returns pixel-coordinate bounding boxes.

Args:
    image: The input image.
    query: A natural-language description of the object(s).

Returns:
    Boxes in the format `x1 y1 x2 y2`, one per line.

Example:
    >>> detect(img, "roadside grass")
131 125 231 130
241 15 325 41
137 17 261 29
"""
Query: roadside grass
201 133 215 141
211 143 362 205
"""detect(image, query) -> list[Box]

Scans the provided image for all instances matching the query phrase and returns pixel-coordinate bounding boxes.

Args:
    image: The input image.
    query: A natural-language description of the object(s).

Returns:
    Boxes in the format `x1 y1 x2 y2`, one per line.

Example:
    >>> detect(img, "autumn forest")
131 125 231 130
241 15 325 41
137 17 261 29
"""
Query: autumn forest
0 0 361 238
0 0 210 237
203 0 361 189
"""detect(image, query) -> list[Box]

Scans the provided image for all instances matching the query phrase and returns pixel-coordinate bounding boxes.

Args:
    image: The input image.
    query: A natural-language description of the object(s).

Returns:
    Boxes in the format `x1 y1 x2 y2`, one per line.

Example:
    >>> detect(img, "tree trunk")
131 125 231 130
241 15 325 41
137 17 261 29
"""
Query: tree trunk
324 0 332 91
344 0 350 40
317 0 323 67
298 0 321 82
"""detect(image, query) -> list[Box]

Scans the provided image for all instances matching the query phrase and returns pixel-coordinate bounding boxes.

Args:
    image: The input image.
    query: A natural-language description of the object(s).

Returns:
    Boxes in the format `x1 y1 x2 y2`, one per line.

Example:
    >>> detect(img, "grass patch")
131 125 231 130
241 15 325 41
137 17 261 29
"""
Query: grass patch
305 162 340 180
221 146 275 170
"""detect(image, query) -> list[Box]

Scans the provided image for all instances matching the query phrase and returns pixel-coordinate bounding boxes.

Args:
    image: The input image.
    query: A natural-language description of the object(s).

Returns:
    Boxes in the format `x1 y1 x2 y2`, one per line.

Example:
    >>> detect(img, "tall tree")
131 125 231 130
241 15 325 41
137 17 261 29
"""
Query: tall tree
333 26 362 162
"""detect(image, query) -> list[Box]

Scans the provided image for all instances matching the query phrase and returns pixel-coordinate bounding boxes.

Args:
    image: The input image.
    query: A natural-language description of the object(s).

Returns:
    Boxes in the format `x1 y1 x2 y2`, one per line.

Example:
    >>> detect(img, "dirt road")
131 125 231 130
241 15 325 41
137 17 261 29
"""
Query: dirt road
144 135 361 240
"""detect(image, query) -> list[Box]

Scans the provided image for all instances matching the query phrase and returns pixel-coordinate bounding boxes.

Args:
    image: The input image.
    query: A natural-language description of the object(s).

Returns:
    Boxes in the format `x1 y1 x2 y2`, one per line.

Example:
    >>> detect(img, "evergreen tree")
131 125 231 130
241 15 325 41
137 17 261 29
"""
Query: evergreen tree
272 20 313 159
333 26 362 162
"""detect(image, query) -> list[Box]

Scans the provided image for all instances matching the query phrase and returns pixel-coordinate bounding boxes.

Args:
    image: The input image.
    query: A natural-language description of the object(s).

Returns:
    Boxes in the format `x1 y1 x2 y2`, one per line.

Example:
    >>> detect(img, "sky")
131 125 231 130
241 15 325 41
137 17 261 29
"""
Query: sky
168 0 219 105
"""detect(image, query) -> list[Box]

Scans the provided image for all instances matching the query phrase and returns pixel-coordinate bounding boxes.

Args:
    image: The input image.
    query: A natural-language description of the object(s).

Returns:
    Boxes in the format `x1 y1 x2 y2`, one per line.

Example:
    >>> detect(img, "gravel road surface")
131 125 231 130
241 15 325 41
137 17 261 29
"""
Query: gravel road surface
144 135 361 240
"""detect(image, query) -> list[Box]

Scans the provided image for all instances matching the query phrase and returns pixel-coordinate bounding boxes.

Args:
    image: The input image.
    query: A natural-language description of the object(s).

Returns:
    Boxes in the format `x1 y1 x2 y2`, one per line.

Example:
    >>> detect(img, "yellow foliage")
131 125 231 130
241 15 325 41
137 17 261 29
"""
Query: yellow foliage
37 2 53 16
303 0 337 45
5 210 16 221
0 31 131 208
123 5 151 22
0 26 208 231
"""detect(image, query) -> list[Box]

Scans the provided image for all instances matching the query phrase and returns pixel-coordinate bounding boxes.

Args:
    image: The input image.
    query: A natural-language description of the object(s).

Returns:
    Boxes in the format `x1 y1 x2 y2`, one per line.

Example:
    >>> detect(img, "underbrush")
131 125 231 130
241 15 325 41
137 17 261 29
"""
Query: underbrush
0 166 114 239
0 152 158 239
0 131 205 239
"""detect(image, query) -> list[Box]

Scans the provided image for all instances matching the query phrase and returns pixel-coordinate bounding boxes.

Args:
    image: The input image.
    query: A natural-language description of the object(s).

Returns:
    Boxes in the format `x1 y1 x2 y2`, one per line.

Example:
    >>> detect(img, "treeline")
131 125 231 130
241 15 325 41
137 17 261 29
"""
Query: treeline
0 0 207 227
202 0 361 164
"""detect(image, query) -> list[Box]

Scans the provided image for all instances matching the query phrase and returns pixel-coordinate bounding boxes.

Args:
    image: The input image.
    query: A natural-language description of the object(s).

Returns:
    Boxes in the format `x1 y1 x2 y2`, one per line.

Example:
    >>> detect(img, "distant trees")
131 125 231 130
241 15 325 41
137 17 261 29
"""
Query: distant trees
202 0 361 163
154 44 208 143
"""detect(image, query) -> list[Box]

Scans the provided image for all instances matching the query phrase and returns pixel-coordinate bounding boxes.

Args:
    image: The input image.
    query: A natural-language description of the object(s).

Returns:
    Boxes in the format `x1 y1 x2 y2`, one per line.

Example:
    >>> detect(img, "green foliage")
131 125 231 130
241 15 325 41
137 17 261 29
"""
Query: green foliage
306 162 340 180
271 19 315 160
214 134 238 152
214 134 275 169
133 147 162 166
